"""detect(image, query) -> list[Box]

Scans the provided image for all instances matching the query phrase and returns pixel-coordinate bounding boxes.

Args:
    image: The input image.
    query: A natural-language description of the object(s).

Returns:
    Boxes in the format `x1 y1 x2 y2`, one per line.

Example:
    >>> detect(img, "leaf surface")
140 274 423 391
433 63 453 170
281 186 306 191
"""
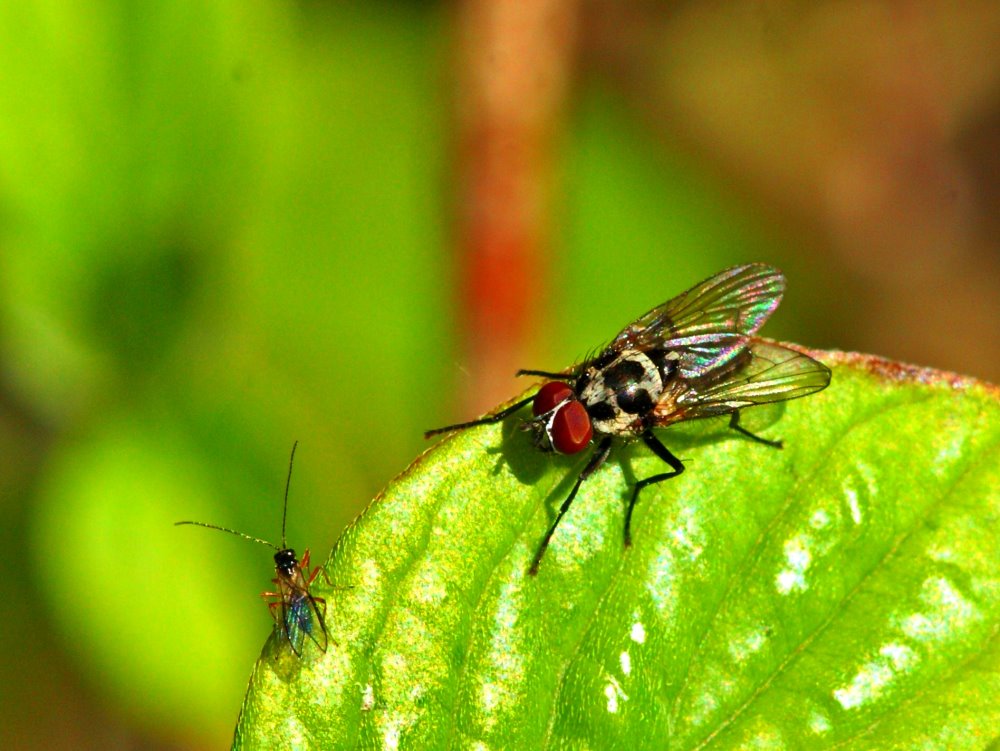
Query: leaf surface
234 349 1000 750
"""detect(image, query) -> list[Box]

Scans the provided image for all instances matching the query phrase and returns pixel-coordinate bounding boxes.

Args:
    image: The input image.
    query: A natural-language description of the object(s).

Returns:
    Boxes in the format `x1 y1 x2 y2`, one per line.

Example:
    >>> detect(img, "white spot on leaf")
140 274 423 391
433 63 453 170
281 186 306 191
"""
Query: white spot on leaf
630 621 646 644
775 535 812 594
808 709 831 734
833 642 918 710
604 676 628 714
845 487 862 525
728 625 769 663
901 576 980 642
810 509 830 529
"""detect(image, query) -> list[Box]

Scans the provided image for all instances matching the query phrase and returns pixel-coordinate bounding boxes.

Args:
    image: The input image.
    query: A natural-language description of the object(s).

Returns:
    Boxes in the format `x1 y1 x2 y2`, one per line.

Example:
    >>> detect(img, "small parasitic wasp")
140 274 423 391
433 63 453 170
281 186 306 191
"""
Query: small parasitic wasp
176 442 331 657
426 264 831 574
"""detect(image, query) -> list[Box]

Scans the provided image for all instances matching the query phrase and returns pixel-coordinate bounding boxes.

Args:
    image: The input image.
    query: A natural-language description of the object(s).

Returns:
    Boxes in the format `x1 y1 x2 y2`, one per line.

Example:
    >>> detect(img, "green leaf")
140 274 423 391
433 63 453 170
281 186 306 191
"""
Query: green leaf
233 349 1000 750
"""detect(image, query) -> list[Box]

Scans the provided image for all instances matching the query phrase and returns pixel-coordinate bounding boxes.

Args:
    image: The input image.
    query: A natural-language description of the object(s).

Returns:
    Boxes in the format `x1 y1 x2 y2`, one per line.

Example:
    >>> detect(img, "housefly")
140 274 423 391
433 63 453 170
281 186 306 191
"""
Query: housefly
426 264 831 574
176 442 331 656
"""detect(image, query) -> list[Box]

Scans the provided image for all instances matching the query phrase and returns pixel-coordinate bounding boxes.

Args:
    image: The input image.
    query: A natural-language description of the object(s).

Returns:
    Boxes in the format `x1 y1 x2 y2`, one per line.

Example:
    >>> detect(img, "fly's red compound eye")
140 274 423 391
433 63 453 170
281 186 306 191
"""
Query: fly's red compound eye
533 381 574 416
549 400 593 454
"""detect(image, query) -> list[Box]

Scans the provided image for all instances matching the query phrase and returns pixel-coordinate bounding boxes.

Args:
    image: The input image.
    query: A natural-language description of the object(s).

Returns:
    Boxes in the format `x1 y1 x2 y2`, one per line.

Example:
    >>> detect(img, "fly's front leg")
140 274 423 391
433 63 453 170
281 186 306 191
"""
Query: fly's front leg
529 436 613 575
728 409 783 448
425 395 535 438
625 432 685 547
516 368 571 379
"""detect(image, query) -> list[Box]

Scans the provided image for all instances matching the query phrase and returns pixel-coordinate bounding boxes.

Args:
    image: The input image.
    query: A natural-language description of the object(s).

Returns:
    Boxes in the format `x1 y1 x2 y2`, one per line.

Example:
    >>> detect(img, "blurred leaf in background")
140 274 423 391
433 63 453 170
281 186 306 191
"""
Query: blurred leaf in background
0 1 448 747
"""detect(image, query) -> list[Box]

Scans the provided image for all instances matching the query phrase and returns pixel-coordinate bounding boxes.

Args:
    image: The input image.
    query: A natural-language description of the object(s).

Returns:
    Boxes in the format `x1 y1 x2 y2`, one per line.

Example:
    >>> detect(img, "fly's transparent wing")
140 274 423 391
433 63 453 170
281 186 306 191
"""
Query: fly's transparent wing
610 264 785 379
657 340 831 421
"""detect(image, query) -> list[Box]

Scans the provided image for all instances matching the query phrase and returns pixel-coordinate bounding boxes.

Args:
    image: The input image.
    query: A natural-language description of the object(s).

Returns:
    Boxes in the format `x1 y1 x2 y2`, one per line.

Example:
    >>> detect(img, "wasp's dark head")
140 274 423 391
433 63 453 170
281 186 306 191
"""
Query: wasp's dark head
273 548 298 577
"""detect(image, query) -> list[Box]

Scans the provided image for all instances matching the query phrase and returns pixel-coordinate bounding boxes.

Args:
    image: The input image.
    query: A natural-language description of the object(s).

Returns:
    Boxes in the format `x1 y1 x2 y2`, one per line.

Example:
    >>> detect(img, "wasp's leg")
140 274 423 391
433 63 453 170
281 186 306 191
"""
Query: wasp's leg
728 409 783 448
625 432 686 547
265 598 282 622
424 395 535 439
529 436 614 576
314 567 334 587
305 564 334 588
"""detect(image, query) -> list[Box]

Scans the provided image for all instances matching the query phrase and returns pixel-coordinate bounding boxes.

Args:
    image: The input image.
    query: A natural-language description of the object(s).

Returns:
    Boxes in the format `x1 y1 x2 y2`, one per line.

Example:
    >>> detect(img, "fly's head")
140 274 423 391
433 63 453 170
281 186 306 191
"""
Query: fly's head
521 381 593 455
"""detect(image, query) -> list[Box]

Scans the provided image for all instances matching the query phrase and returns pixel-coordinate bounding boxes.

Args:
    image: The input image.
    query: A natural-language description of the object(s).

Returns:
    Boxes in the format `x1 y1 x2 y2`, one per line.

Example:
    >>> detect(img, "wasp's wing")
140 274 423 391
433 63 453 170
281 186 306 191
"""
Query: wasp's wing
303 593 329 653
282 592 328 656
610 264 785 379
657 341 831 421
275 566 329 657
266 576 303 657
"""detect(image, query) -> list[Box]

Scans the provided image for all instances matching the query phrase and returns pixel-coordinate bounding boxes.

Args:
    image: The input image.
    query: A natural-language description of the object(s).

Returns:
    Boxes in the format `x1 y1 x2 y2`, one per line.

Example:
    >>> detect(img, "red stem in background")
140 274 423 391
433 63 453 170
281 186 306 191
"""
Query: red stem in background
454 0 579 414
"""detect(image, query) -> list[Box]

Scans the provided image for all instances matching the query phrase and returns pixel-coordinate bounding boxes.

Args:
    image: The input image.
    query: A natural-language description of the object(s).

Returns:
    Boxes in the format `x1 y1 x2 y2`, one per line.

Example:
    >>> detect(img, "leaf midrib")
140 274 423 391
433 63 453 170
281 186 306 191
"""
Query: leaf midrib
688 403 1000 749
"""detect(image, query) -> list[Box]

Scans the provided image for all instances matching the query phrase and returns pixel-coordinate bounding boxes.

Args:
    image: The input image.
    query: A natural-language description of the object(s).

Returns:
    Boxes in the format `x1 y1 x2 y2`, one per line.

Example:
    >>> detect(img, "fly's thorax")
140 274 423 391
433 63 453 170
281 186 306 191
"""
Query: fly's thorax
578 349 673 435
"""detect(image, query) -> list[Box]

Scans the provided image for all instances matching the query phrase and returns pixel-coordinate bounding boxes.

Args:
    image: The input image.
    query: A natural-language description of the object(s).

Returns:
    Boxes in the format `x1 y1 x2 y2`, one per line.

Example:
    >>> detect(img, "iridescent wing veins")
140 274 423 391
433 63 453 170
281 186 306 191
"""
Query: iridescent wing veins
656 340 831 422
609 264 786 379
279 571 328 656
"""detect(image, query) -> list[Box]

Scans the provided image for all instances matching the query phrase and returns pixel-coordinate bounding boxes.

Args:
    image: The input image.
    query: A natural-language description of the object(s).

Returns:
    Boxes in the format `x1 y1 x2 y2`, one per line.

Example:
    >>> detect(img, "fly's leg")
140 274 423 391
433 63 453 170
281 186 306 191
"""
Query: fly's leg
529 436 613 575
728 409 783 448
516 368 571 379
424 395 535 438
625 432 685 547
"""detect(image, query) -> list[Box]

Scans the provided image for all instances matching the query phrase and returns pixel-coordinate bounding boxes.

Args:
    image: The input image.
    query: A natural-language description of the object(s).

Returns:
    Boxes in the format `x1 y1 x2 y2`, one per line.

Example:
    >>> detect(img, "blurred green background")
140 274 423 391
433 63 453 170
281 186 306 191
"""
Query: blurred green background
0 1 997 748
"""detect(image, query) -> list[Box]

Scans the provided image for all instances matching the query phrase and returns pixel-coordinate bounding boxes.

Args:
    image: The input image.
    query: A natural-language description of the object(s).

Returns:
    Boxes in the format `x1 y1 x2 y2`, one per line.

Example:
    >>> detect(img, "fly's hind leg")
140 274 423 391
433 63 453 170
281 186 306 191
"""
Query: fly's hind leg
516 369 570 379
728 409 783 448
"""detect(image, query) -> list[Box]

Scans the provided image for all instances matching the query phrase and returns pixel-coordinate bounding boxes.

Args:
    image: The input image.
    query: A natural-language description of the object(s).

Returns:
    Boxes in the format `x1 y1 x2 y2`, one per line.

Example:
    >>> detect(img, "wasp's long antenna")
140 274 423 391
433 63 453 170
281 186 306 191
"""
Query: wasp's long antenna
173 520 277 549
281 441 298 549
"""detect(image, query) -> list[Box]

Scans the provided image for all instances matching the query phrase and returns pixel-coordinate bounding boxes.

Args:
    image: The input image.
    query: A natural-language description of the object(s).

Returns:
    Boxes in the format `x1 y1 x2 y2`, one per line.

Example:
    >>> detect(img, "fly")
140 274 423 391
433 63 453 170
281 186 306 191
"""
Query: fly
175 442 331 656
426 264 831 574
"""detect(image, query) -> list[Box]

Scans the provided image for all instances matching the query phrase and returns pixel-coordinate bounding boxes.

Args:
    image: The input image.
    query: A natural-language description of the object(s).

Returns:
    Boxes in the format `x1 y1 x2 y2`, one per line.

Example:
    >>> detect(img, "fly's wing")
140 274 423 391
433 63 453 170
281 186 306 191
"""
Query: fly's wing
609 264 785 379
656 340 831 421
